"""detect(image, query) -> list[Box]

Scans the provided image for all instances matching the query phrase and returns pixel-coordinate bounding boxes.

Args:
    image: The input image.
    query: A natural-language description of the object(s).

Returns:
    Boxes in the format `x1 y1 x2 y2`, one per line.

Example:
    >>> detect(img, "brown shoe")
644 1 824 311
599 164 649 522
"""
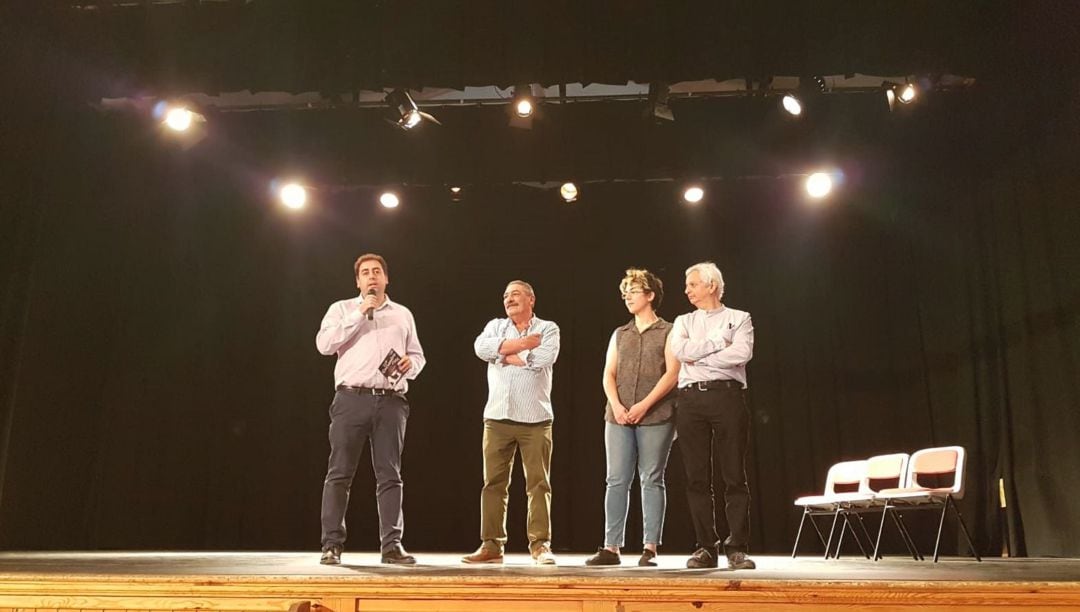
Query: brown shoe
461 545 503 564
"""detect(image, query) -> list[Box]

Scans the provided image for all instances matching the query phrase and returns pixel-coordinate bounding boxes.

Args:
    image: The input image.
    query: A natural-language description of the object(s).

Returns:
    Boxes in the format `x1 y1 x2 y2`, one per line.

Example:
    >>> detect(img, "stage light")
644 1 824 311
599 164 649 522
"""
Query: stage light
897 83 917 104
163 106 194 132
450 186 463 202
385 89 440 130
278 183 307 210
513 84 535 117
559 182 578 203
805 172 833 199
509 84 538 129
515 98 533 117
885 88 897 110
645 82 674 122
682 186 705 204
379 191 400 208
781 94 803 116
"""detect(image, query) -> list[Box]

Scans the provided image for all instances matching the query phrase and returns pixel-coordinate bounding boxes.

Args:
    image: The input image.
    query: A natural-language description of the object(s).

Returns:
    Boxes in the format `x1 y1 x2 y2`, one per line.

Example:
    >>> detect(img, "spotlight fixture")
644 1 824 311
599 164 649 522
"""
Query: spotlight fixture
152 101 207 148
513 83 535 117
379 191 401 208
278 182 307 210
164 106 194 132
885 87 898 111
509 84 537 129
645 81 674 122
805 172 833 199
897 83 917 104
559 182 579 203
385 89 440 130
449 186 463 203
781 94 803 116
682 185 705 204
154 101 205 132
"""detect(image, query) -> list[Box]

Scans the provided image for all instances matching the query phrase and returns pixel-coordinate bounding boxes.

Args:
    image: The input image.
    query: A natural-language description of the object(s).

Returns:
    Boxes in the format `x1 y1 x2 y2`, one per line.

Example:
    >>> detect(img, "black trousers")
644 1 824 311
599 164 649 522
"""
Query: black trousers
675 386 751 553
320 390 409 553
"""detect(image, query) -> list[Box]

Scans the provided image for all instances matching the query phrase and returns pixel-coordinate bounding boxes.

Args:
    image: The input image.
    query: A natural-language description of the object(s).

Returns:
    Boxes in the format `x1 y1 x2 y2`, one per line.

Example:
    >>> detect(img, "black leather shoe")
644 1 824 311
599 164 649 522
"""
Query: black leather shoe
320 545 342 565
638 549 658 567
585 547 621 566
726 550 756 570
686 546 718 569
381 544 417 565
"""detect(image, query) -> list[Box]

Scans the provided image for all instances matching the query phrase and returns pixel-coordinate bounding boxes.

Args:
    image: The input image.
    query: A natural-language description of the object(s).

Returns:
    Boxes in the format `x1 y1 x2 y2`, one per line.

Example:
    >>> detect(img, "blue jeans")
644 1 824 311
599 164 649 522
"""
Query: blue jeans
603 420 676 548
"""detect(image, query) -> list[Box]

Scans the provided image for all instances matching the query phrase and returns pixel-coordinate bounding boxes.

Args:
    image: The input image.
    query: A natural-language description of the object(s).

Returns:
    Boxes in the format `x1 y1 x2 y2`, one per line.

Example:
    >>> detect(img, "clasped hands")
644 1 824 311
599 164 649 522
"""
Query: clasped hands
613 401 649 425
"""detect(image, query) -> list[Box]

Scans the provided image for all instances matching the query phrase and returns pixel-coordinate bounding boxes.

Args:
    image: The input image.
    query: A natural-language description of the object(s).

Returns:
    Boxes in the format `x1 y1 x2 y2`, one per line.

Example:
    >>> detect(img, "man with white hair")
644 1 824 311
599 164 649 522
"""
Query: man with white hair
670 262 756 570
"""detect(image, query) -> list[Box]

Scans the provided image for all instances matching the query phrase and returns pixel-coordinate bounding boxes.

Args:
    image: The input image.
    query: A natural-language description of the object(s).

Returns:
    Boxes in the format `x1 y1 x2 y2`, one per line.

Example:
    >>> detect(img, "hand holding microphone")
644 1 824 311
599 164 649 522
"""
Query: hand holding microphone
363 287 379 320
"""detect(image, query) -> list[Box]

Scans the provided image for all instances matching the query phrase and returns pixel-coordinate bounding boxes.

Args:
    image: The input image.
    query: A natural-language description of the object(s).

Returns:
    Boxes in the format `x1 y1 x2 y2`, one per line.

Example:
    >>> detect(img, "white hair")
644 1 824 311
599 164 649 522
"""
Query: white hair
685 261 725 300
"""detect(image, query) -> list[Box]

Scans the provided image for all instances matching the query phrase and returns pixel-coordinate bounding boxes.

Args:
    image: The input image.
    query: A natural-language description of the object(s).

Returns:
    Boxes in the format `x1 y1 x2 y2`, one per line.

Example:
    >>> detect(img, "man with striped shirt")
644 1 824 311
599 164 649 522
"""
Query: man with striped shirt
462 280 561 565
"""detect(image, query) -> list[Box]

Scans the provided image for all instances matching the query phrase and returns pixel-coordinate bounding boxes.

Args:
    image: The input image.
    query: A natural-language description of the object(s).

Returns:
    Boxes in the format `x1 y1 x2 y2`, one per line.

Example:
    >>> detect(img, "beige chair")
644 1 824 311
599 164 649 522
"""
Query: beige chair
833 452 916 559
792 459 868 558
872 445 981 562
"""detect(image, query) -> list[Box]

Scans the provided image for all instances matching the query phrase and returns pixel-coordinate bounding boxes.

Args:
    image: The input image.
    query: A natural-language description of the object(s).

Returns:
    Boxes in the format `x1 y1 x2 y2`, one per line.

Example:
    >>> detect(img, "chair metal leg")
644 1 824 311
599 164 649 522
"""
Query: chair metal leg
824 510 841 559
834 516 846 559
944 494 983 562
792 509 809 558
854 512 876 551
843 513 870 559
794 509 832 559
894 510 924 560
873 502 890 561
932 500 949 562
809 513 829 548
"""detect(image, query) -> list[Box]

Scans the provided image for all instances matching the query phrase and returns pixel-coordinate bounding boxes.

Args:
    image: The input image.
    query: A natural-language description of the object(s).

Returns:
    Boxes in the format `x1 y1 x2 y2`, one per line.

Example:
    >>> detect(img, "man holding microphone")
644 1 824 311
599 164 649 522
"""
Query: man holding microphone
315 253 425 565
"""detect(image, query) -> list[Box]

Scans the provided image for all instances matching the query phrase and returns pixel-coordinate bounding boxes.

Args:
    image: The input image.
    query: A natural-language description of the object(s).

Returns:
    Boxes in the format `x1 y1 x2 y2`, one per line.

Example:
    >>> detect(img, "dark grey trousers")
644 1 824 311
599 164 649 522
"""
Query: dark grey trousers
320 390 409 553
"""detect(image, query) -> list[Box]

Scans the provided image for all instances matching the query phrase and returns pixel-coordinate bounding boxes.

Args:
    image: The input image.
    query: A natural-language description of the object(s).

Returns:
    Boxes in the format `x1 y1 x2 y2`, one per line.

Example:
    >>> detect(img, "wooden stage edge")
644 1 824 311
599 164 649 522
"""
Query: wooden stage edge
1 552 1079 612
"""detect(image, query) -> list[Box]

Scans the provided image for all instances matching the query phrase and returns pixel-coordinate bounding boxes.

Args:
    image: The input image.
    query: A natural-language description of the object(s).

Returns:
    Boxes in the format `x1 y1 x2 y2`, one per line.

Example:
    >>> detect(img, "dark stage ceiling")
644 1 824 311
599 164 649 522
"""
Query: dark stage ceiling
10 1 1073 102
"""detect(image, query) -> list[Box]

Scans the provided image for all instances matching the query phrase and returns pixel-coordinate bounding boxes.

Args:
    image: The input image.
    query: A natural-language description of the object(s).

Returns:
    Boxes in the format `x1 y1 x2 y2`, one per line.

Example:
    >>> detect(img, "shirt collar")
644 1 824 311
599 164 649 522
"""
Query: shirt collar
619 317 667 333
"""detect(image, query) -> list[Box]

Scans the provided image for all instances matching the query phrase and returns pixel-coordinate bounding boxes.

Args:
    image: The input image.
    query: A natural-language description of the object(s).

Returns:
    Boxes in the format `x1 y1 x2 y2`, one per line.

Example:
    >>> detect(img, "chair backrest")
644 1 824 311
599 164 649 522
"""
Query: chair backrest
824 460 868 495
859 452 910 494
905 445 967 498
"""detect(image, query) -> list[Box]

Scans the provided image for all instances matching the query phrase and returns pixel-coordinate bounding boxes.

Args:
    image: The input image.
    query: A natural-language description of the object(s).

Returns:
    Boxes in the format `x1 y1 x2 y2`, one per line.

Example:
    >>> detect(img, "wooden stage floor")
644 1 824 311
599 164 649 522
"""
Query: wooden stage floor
1 552 1078 611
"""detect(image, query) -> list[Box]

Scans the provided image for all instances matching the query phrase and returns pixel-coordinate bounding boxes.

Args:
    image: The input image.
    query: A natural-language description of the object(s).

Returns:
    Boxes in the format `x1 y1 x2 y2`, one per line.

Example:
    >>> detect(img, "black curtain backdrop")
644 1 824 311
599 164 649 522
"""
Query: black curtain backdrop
2 3 1079 558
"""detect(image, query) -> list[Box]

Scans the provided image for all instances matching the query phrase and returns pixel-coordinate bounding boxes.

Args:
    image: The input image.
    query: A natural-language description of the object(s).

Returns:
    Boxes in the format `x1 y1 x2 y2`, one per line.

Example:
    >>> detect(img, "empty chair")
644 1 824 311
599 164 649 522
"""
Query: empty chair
792 460 868 559
872 445 981 562
833 452 917 560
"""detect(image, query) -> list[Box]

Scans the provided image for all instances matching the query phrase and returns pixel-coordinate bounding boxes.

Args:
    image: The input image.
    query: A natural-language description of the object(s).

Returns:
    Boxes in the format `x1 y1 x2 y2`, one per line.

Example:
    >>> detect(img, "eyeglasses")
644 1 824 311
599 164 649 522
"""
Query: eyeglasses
621 289 646 299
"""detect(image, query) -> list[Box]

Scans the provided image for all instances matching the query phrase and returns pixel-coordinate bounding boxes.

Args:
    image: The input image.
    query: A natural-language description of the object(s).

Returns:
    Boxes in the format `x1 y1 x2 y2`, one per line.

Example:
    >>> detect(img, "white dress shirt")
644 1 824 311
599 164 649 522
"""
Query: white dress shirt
473 316 560 423
315 296 426 392
670 305 753 389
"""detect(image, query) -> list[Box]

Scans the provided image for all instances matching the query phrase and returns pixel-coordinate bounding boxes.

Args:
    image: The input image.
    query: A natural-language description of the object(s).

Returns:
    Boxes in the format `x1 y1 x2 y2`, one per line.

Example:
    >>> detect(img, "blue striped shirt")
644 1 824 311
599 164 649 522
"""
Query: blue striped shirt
473 316 560 422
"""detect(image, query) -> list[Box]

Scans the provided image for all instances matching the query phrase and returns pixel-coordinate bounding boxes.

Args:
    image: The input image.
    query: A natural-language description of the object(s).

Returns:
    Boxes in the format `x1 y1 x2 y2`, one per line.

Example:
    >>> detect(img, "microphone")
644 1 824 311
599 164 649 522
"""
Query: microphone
366 288 377 320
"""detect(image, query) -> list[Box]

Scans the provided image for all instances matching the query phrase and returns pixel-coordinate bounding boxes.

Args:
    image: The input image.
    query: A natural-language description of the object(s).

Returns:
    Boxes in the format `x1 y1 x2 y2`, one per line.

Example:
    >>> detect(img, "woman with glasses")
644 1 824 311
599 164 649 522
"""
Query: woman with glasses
585 268 680 566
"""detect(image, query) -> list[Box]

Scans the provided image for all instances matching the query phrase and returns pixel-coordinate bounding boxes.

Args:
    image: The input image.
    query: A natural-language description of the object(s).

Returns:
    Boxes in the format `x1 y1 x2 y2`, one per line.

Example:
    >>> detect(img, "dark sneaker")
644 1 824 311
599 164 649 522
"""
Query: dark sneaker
686 547 718 569
319 545 342 565
585 547 621 566
638 549 658 567
726 550 756 570
381 544 417 565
